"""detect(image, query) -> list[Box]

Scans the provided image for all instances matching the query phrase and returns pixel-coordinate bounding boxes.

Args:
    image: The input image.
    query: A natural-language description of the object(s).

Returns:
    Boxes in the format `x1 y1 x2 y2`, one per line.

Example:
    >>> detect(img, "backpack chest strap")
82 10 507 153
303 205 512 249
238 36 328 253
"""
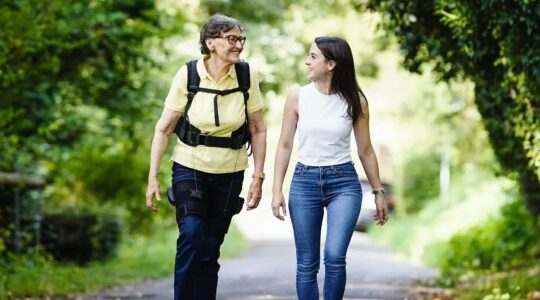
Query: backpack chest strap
191 87 246 126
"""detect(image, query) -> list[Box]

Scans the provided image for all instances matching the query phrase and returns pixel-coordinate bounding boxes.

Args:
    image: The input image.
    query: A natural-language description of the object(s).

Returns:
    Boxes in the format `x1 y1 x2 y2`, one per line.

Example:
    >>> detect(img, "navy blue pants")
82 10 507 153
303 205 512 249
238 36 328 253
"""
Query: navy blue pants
171 163 244 300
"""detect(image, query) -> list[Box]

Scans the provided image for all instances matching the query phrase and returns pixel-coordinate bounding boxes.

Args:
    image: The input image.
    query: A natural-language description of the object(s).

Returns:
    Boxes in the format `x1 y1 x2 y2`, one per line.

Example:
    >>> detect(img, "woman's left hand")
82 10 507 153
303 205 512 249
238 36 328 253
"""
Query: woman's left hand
246 178 263 210
373 193 389 226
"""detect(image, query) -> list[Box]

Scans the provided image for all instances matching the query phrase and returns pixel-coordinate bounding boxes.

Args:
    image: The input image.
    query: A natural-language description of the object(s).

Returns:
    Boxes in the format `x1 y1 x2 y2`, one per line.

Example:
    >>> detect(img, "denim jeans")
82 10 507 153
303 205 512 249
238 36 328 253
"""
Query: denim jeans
289 161 362 300
171 162 244 300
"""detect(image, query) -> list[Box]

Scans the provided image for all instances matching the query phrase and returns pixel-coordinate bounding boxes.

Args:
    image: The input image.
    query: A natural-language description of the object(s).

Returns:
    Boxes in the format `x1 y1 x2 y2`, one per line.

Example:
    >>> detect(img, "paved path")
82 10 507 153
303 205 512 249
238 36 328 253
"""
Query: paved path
217 234 438 300
88 230 438 300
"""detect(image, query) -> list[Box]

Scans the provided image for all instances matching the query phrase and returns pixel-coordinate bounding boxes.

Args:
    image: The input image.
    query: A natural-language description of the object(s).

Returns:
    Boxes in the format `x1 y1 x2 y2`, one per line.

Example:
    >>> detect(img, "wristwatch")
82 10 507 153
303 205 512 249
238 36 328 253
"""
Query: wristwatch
372 187 385 195
252 172 265 180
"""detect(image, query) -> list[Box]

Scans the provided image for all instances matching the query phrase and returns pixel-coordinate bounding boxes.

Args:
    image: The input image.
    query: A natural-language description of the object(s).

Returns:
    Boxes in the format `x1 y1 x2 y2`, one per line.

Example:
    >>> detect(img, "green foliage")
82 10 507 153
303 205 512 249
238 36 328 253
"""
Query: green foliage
201 0 293 24
41 209 121 264
365 0 540 217
49 135 157 231
369 170 513 264
0 0 164 169
433 199 540 299
456 266 540 300
370 168 540 298
0 0 172 171
439 200 539 279
400 152 440 213
389 73 495 216
0 234 173 298
0 224 246 298
0 0 184 235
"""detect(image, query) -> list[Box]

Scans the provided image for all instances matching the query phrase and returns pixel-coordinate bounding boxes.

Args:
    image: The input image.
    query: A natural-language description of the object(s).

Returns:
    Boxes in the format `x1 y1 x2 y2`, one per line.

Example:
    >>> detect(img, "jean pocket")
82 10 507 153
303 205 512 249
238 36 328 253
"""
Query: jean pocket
293 163 305 175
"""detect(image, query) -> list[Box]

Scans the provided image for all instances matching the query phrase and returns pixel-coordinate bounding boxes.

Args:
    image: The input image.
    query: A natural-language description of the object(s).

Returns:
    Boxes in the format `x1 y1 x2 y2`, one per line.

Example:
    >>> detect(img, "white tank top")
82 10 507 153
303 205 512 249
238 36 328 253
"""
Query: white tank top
297 82 353 166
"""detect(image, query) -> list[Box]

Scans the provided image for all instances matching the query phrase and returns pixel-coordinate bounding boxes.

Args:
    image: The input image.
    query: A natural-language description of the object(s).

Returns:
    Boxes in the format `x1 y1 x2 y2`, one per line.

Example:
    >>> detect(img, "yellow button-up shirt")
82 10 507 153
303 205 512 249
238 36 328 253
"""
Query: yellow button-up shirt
164 58 264 174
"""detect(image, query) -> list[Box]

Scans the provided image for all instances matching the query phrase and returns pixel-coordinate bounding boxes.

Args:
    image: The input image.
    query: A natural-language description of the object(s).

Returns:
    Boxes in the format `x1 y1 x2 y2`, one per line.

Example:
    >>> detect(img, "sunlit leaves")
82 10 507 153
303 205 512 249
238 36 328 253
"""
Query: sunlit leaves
365 0 540 216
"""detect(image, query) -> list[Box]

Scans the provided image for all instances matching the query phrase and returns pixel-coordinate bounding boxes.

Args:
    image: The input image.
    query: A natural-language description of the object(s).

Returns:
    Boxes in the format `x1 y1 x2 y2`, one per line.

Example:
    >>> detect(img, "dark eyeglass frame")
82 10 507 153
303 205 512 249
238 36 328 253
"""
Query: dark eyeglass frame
216 35 247 46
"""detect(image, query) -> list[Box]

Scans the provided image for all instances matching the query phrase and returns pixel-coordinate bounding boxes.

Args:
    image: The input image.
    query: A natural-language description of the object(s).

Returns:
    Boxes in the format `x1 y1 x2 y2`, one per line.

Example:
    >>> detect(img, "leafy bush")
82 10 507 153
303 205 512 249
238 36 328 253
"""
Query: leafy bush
400 152 440 213
41 210 121 264
439 200 539 279
0 224 245 298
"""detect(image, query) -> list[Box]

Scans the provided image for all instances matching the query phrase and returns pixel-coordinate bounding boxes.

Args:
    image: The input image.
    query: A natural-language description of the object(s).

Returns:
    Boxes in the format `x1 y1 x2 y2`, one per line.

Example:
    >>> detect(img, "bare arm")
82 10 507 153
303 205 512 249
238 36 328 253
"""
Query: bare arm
245 109 267 210
353 96 388 225
146 107 182 212
271 88 299 220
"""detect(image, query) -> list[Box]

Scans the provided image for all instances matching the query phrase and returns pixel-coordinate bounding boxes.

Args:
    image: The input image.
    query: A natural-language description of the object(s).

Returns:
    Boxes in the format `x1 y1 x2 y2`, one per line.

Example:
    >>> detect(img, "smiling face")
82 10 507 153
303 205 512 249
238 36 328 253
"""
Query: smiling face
304 43 335 81
206 26 244 64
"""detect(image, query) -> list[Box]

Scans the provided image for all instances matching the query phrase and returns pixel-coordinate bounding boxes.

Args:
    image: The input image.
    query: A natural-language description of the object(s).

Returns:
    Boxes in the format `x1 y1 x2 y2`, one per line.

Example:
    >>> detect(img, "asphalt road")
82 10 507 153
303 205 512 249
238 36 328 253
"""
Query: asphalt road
88 230 438 300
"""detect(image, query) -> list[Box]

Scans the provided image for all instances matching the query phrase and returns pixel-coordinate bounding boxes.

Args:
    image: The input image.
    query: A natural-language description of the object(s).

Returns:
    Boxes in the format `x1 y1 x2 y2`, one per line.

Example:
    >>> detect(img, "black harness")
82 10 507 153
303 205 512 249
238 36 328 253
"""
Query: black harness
174 60 251 150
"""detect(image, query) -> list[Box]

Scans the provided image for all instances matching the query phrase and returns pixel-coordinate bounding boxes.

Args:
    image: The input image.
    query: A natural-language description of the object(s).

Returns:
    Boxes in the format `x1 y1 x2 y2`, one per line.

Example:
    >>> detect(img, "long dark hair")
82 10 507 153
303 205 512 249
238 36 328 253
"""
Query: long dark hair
314 37 367 122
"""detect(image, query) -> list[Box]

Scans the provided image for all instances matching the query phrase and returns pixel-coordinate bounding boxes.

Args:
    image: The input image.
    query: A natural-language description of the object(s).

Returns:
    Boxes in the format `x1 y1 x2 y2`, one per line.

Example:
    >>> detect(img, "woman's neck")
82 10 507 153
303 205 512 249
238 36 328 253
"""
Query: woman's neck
313 77 332 95
204 56 231 82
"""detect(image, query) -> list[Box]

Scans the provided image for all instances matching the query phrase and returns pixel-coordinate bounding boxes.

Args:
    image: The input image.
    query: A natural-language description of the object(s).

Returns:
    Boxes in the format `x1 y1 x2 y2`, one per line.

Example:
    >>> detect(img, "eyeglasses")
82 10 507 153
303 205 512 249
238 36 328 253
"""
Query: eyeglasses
216 35 247 46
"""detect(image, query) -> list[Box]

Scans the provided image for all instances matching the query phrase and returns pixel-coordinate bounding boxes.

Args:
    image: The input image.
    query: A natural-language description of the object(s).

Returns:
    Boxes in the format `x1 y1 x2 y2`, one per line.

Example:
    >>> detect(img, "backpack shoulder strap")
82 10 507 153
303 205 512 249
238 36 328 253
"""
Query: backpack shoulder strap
234 61 250 103
185 60 200 114
234 61 252 155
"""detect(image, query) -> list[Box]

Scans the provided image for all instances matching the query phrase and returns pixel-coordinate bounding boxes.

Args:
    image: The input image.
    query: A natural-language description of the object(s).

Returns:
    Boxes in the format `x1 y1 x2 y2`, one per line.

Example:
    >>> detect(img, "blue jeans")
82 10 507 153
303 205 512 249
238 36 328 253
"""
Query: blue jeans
289 161 362 300
171 163 244 300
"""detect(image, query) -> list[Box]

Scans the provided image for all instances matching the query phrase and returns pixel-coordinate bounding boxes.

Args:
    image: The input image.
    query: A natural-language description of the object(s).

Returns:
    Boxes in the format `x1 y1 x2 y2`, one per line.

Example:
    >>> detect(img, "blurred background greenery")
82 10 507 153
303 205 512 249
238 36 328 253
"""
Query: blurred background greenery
0 0 538 299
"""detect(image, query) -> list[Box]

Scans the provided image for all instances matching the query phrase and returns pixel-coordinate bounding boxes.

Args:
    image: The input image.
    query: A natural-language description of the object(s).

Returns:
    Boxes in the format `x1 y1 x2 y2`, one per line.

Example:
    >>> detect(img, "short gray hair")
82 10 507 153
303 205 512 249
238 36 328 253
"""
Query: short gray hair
200 14 244 55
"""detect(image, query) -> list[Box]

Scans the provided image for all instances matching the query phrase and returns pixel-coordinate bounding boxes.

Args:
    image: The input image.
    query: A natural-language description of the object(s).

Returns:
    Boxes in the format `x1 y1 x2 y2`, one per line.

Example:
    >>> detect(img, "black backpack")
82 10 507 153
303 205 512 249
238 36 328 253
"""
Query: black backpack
175 60 251 150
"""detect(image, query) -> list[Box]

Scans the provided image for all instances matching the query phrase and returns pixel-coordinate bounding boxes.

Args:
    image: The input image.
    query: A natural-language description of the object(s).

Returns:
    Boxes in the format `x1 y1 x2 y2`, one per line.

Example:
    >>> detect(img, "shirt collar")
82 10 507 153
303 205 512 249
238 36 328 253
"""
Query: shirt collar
197 57 237 81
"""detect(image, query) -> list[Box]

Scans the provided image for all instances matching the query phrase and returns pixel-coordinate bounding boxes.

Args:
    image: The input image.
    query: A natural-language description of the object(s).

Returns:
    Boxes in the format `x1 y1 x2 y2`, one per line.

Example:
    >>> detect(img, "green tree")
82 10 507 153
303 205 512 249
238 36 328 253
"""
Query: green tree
1 0 166 171
363 0 540 221
0 0 184 231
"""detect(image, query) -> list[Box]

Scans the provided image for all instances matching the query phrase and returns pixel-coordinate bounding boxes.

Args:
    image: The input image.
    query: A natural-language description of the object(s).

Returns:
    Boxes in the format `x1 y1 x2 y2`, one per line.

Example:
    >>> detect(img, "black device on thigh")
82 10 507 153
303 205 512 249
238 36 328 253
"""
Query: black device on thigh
167 181 244 236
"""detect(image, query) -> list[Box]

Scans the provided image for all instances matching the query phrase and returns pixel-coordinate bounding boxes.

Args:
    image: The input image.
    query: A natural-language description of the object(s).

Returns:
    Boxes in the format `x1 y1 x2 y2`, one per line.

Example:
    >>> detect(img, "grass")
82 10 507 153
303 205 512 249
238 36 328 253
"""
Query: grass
0 223 246 299
454 265 540 300
367 171 540 299
368 170 514 266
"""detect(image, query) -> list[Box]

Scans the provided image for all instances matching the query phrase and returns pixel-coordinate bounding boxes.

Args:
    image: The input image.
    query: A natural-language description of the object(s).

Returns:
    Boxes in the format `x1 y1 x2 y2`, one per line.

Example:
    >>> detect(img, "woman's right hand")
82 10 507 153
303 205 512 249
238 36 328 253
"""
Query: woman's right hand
146 108 181 213
146 178 161 213
271 192 287 221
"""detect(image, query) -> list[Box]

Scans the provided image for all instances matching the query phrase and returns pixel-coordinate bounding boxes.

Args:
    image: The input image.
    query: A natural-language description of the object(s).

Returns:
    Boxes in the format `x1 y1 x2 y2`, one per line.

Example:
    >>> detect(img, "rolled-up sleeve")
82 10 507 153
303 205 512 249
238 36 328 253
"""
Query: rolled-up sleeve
164 65 188 112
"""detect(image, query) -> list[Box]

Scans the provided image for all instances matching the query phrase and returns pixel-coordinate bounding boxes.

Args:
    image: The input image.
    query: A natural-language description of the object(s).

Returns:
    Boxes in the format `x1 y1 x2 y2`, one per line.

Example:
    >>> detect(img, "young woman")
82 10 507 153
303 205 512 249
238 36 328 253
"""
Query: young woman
272 37 389 300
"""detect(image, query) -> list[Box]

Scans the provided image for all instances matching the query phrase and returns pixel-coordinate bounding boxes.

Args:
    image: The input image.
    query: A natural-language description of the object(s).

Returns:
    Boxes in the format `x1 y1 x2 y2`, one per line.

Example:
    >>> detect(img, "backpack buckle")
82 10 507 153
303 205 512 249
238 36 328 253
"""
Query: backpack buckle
196 133 208 145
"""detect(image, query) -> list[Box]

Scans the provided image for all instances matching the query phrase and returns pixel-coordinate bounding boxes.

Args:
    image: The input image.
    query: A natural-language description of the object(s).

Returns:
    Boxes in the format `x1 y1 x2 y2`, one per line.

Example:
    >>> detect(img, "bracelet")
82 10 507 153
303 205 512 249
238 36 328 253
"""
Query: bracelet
252 172 265 180
372 187 385 195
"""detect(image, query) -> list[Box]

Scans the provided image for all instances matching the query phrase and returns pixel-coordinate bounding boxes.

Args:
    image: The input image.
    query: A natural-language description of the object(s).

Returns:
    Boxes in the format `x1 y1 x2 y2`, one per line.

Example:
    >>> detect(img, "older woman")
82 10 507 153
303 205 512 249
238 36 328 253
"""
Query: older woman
145 14 267 299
